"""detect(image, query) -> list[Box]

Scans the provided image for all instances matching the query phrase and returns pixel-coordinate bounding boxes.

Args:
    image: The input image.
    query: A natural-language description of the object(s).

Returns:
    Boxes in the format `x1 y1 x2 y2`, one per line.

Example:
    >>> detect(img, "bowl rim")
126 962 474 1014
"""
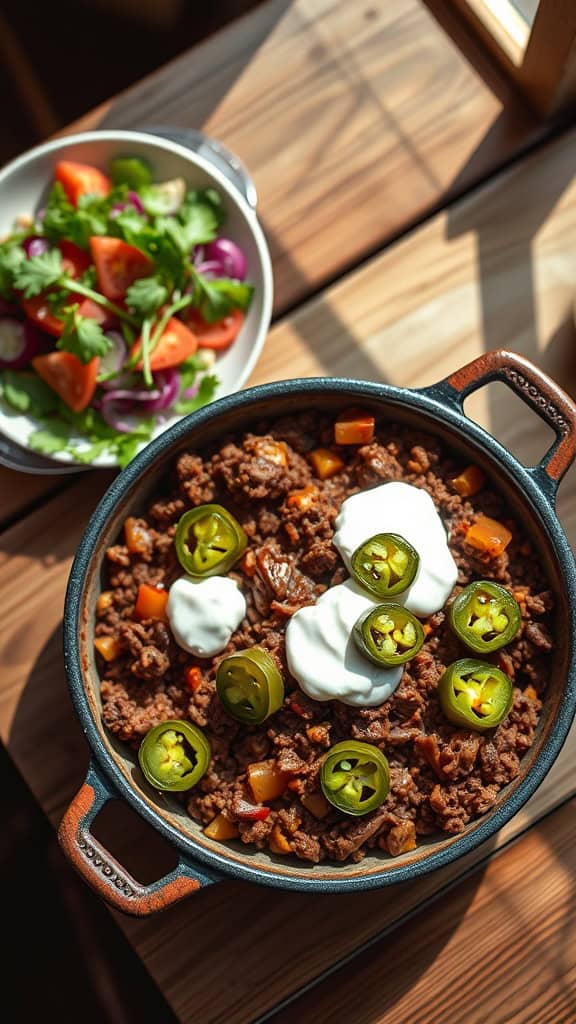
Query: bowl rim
0 128 274 469
64 375 576 892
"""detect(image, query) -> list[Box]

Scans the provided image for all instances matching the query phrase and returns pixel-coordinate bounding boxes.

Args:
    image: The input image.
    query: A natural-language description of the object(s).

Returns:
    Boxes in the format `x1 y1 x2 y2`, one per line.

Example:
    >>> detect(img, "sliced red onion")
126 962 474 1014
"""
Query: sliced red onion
98 330 127 378
23 236 50 258
104 386 162 404
204 237 247 281
99 367 180 432
182 379 201 400
110 191 146 219
145 369 180 412
99 394 143 434
0 318 43 369
194 259 224 279
127 190 145 214
192 245 205 266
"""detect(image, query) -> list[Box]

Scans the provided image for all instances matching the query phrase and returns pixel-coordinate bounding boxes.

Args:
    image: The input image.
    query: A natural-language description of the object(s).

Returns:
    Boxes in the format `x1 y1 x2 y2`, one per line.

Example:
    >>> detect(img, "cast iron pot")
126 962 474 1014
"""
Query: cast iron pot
60 350 576 915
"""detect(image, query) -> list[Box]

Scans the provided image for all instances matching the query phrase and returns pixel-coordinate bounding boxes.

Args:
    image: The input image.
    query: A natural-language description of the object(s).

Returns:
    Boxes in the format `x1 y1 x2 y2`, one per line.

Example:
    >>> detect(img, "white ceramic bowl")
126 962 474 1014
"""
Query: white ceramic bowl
0 130 273 467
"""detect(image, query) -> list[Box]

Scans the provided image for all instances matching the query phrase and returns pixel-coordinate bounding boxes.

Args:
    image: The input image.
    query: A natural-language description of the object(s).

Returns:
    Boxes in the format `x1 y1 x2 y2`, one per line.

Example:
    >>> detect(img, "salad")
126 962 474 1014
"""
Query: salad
0 156 254 466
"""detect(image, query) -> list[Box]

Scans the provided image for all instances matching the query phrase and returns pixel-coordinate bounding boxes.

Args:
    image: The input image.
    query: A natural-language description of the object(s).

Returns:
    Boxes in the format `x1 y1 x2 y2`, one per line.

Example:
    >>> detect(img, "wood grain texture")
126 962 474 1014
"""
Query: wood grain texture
249 125 576 539
0 0 543 523
68 0 539 315
1 125 576 1023
0 467 70 528
271 797 576 1024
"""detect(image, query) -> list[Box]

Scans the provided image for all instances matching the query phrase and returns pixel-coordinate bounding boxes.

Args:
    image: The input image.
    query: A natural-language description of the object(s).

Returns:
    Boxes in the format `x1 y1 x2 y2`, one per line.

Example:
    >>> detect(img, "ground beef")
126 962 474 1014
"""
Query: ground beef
97 412 555 864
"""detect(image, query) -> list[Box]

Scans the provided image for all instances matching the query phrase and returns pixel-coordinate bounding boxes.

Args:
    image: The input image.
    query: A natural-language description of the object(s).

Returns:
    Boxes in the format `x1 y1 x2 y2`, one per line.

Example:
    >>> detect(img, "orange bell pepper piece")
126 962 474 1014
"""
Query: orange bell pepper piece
134 582 168 622
94 635 121 662
451 465 486 498
96 590 114 614
465 516 512 558
255 439 288 466
269 825 292 855
247 760 290 803
309 447 344 480
287 484 318 511
334 408 375 445
301 792 331 819
204 814 240 841
124 516 151 555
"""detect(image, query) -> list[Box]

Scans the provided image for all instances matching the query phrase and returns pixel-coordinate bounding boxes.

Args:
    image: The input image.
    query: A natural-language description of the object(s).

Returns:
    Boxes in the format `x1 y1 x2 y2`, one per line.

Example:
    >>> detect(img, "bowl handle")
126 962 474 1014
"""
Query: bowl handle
425 349 576 505
58 759 220 916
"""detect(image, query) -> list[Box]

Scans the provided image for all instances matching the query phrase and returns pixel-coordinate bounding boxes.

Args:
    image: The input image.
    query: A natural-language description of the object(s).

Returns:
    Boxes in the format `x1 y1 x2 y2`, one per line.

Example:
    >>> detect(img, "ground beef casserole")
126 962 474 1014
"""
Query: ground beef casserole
95 412 553 863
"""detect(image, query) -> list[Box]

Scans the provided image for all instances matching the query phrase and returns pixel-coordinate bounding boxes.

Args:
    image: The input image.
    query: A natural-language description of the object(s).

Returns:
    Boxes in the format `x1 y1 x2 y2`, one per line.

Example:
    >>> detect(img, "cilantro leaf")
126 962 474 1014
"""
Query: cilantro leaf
57 308 113 364
157 201 219 254
192 272 254 323
174 373 219 415
139 179 186 217
0 370 59 416
28 421 71 455
111 209 148 244
120 224 184 289
115 434 144 468
177 353 212 394
182 187 225 226
126 275 168 316
0 242 26 299
14 249 63 298
42 182 121 249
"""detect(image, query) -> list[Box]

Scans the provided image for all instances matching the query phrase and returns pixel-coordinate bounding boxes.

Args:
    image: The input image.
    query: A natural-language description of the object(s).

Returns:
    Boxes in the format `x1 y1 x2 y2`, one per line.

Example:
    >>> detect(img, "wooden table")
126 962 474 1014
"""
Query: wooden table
1 2 575 1021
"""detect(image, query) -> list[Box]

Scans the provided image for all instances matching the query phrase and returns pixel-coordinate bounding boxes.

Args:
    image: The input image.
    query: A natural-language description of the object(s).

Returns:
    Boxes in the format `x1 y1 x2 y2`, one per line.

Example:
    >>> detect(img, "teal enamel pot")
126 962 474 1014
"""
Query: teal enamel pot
60 350 576 915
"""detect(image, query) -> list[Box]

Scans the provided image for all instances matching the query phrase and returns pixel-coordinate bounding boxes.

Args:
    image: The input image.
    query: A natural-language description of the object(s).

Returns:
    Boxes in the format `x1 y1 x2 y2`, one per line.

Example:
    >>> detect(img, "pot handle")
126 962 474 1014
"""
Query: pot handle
58 759 219 916
426 349 576 504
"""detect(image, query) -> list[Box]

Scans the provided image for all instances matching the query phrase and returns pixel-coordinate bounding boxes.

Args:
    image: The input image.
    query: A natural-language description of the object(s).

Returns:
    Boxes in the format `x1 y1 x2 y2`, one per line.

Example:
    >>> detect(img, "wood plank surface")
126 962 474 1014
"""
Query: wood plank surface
1 0 541 525
0 467 68 527
1 124 575 1023
271 797 576 1024
69 0 540 315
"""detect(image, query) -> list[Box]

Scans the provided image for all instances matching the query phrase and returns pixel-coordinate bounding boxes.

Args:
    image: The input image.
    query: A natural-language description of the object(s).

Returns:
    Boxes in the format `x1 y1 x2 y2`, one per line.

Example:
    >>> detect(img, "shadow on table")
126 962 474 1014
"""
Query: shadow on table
443 121 576 536
0 733 178 1024
95 0 293 134
426 0 576 507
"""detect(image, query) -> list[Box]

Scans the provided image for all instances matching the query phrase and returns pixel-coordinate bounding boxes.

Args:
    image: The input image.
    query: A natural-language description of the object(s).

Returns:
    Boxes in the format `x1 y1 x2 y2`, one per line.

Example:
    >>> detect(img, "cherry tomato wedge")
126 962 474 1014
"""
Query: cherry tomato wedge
89 236 152 302
77 297 114 328
55 161 111 206
185 307 244 350
132 316 198 372
59 240 91 278
22 294 64 337
138 720 210 792
31 351 98 412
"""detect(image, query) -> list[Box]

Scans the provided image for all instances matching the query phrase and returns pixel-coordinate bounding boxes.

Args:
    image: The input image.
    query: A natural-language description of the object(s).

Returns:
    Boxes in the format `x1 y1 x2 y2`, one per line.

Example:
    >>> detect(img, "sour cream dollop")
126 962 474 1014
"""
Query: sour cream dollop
167 575 246 658
332 481 458 617
286 579 403 707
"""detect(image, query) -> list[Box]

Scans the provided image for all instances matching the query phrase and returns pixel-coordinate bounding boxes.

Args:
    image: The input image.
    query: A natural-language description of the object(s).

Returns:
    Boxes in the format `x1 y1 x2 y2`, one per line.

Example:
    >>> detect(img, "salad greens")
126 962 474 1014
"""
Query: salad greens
0 155 255 465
